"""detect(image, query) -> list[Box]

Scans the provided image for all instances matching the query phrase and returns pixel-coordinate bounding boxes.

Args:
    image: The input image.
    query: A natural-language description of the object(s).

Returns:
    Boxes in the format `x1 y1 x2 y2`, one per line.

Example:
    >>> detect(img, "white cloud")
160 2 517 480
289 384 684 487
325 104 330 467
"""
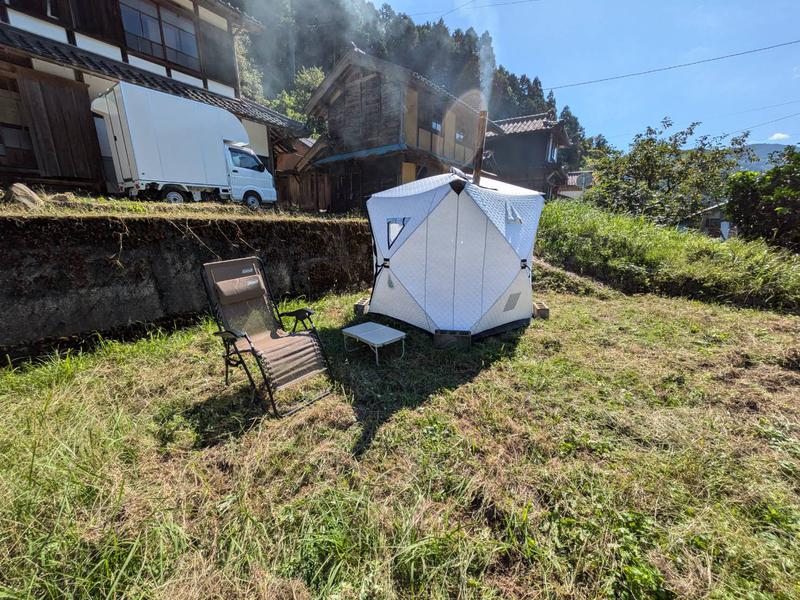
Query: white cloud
768 132 790 141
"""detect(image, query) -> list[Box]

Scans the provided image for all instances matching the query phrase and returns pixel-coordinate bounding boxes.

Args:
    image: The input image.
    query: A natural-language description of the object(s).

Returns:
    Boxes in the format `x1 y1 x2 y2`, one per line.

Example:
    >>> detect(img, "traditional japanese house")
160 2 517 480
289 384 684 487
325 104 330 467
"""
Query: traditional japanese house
301 49 502 212
0 0 305 190
485 112 571 197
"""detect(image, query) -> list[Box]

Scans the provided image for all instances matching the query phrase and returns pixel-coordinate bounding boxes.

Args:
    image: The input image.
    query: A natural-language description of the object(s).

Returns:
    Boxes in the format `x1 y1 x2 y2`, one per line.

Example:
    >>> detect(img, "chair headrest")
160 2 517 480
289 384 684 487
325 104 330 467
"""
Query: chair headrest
214 275 266 305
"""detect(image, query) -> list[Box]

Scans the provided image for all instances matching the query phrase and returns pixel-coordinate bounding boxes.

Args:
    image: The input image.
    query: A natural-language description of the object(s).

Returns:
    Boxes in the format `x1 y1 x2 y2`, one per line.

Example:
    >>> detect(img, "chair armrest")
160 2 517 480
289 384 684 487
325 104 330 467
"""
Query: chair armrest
279 308 316 331
214 329 248 343
279 308 315 319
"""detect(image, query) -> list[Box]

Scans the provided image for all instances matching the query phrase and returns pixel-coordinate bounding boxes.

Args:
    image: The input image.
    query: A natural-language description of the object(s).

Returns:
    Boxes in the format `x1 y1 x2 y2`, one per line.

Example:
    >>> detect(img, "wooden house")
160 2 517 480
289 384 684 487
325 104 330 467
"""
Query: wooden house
681 201 736 240
0 0 305 190
274 136 332 212
301 49 502 212
485 113 571 197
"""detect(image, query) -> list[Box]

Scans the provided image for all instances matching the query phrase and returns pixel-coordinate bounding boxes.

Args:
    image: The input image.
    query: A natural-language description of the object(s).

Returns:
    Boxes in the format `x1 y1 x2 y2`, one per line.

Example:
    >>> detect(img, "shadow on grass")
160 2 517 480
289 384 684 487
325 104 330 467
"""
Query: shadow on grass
183 383 264 448
316 314 524 458
174 312 524 454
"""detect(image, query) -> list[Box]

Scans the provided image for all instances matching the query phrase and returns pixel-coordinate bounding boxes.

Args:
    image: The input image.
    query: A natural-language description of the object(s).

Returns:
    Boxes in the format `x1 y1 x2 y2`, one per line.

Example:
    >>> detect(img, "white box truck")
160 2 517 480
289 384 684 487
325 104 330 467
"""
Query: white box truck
91 82 277 208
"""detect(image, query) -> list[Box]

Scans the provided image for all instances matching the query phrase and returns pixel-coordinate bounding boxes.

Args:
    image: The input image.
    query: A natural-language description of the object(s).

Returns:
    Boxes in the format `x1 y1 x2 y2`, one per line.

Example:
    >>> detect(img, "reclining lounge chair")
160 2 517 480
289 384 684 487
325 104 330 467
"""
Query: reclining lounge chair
202 256 331 417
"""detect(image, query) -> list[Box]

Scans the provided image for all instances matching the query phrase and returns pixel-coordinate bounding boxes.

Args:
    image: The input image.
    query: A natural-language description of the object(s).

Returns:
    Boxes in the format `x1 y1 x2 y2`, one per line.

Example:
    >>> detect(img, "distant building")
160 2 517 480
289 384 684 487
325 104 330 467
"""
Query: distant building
0 1 305 190
681 201 736 240
300 49 499 211
484 113 571 197
558 170 594 199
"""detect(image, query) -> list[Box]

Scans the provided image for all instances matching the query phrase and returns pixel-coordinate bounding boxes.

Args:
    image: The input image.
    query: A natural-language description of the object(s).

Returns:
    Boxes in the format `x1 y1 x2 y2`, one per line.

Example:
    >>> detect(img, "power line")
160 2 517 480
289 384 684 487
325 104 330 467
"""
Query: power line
440 0 476 19
408 0 542 17
605 111 800 143
604 99 800 139
546 38 800 90
723 98 800 116
721 111 800 137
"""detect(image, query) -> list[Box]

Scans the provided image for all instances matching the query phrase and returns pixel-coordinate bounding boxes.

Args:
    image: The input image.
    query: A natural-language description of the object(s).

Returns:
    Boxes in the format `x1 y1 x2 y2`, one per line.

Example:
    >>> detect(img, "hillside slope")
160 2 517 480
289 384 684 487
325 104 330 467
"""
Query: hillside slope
741 143 789 172
536 200 800 314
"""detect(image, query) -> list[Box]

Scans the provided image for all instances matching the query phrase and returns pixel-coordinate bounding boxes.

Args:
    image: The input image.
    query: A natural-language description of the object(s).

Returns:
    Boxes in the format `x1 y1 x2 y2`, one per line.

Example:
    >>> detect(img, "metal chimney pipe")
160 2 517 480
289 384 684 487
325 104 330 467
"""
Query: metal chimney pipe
472 110 488 186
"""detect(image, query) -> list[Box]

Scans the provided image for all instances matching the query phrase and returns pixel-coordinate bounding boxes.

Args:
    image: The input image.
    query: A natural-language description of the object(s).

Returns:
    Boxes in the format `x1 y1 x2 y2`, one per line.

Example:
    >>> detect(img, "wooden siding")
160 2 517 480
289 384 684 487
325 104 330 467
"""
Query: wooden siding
276 170 331 212
403 87 417 145
486 131 562 195
17 68 101 180
8 0 125 46
71 0 125 45
401 161 415 183
326 68 402 154
406 83 478 165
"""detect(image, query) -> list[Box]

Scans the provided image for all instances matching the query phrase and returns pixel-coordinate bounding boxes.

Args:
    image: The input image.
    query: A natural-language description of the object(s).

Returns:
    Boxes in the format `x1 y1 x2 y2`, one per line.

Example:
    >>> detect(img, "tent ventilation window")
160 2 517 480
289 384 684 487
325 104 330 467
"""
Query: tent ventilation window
506 202 523 224
387 217 409 248
503 292 521 312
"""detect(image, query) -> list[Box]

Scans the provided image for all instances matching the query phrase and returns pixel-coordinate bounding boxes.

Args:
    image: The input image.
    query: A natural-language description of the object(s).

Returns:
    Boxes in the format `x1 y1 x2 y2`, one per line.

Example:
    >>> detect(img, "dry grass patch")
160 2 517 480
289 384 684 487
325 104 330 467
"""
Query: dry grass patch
1 288 799 598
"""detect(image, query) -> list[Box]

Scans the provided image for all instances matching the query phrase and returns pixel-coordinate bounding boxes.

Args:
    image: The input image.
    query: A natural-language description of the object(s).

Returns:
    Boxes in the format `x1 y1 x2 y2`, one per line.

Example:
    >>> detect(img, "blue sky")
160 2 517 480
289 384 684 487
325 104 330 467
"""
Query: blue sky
387 0 800 148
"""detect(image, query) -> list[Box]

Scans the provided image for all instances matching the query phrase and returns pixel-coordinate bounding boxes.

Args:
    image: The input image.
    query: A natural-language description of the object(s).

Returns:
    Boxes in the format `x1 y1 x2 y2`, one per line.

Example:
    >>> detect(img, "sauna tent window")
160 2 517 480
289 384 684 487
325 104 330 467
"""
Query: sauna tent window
387 217 409 248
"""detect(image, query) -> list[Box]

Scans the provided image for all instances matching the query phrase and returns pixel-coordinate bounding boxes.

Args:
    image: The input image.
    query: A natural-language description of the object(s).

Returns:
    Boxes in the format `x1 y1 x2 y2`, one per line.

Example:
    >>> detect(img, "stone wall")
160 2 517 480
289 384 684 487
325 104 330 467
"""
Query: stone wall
0 214 372 353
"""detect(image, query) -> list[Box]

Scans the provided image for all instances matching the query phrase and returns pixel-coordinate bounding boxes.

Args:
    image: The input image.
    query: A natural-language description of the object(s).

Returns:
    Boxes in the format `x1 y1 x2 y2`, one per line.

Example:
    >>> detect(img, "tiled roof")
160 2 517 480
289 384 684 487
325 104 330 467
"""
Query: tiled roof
488 113 556 137
0 23 306 136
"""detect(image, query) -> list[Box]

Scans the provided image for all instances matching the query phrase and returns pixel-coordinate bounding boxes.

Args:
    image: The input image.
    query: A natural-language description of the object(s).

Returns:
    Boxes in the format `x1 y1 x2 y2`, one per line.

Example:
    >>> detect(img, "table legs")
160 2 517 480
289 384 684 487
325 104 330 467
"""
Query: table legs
342 333 405 366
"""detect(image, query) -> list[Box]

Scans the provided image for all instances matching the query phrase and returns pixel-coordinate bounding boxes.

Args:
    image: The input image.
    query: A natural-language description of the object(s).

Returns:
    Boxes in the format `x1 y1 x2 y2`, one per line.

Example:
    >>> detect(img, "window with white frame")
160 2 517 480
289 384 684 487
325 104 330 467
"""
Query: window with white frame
547 134 559 163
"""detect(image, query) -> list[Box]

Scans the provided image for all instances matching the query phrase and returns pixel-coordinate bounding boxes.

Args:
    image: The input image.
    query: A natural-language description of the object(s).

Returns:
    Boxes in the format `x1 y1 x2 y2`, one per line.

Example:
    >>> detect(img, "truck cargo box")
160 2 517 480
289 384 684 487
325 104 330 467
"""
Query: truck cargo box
92 82 250 191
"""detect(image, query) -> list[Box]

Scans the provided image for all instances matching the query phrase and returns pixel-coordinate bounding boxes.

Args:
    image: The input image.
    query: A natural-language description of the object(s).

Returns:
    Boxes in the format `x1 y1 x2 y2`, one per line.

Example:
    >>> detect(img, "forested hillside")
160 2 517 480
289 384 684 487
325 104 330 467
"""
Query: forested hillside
230 0 585 154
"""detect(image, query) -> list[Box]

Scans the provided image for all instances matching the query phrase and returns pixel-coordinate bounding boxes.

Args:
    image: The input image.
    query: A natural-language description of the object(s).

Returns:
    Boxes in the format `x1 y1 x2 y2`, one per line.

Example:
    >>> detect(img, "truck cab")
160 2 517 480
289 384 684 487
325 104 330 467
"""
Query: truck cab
226 144 277 208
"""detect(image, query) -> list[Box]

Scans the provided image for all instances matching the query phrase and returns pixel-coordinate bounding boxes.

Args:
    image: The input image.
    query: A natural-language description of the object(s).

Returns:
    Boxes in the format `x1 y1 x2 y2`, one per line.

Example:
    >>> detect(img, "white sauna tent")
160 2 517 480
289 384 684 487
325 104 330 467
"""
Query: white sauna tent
366 172 545 337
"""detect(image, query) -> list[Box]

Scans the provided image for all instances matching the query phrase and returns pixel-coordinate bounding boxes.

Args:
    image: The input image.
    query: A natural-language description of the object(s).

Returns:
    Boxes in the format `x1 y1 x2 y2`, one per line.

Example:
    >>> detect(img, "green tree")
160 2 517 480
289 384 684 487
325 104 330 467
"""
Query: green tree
267 66 326 123
226 0 585 139
585 118 749 225
558 105 585 169
546 90 557 115
235 32 266 104
728 145 800 251
580 134 615 167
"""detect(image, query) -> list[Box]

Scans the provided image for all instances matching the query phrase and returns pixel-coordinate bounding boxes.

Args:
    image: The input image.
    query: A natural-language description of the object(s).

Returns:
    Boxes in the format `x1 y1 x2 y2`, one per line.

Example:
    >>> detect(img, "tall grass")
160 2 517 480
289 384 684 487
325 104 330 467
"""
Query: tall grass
537 200 800 313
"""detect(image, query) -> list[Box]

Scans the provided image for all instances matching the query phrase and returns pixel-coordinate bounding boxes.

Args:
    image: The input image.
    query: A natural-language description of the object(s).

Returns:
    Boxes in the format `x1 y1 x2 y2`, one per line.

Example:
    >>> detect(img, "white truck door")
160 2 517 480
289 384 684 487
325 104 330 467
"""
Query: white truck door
228 146 273 203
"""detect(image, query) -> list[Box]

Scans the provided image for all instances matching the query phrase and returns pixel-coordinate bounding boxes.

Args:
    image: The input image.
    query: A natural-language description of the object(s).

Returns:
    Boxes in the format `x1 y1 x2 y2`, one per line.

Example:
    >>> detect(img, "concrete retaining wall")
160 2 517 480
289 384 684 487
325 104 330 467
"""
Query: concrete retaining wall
0 215 372 353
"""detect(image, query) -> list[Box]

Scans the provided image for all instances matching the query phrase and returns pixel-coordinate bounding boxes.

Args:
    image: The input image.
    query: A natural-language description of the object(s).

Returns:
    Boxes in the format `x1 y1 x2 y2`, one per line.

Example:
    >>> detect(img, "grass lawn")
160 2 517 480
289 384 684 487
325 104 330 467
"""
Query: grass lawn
0 192 360 222
1 287 799 598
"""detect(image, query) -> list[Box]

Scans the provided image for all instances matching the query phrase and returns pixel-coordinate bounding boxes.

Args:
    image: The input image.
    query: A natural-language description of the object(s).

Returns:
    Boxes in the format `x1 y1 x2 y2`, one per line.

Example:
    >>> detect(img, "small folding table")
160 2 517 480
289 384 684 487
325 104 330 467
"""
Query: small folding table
342 321 406 365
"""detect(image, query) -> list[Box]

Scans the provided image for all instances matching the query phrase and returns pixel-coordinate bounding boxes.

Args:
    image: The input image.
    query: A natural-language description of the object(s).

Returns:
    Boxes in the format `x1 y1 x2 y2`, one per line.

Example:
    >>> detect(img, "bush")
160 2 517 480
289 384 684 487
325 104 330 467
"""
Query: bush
536 200 800 313
728 145 800 252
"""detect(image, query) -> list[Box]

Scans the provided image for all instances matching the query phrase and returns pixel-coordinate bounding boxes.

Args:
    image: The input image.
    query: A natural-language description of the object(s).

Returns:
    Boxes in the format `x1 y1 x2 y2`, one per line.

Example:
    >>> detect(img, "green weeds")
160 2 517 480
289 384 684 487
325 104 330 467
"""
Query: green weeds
537 200 800 313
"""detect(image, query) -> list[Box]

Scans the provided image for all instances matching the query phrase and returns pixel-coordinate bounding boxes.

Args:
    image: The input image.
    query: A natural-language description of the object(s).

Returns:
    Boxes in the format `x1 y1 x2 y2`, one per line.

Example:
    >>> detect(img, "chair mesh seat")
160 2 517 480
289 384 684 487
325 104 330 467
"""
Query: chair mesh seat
237 330 327 391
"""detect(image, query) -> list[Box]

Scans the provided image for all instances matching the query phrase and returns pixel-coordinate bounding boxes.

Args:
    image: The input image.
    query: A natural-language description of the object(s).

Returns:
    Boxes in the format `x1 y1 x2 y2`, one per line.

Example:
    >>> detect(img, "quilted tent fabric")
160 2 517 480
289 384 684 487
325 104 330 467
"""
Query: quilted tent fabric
367 173 544 336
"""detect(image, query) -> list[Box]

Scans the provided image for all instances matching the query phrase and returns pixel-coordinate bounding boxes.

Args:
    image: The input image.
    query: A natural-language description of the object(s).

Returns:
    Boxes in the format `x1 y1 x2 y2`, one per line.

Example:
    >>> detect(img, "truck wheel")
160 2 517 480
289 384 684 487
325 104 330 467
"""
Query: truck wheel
244 192 261 210
162 189 187 204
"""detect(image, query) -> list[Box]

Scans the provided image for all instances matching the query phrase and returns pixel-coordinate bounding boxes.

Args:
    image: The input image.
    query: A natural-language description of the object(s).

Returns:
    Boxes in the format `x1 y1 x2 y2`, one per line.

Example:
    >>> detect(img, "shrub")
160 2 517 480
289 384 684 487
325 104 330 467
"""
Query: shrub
728 145 800 252
536 200 800 313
